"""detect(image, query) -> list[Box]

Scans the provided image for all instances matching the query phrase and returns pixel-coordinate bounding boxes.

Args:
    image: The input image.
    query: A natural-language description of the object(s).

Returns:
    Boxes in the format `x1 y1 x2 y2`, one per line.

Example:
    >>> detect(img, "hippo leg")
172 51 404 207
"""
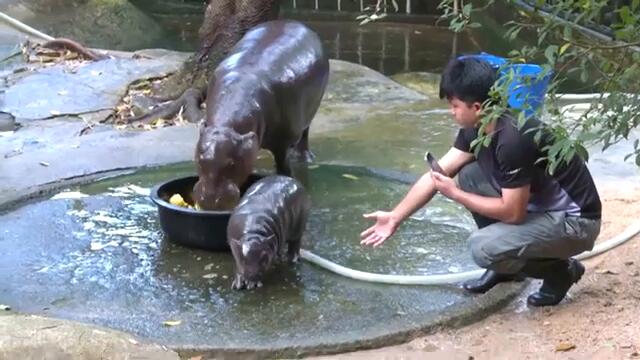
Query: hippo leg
289 128 315 163
231 273 246 290
274 147 293 176
287 238 301 264
232 273 263 290
244 280 263 290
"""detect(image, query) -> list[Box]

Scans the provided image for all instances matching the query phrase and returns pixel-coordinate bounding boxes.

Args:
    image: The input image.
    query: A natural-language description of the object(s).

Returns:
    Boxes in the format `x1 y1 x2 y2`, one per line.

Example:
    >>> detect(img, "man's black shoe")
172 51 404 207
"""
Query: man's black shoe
527 259 585 307
463 269 523 294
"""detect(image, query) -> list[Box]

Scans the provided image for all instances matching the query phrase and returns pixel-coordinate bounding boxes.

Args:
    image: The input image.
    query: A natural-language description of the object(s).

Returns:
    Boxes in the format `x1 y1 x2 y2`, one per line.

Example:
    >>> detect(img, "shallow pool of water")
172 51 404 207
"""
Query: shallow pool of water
0 162 475 350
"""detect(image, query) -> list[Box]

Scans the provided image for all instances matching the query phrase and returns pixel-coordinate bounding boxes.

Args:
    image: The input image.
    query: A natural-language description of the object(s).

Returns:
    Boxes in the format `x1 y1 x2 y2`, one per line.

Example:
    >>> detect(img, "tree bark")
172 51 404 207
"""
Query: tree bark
150 0 281 101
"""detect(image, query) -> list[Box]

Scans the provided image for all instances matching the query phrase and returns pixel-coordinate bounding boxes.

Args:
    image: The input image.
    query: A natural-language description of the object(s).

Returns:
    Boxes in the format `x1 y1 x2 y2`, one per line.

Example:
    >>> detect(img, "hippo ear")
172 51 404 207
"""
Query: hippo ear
240 132 258 150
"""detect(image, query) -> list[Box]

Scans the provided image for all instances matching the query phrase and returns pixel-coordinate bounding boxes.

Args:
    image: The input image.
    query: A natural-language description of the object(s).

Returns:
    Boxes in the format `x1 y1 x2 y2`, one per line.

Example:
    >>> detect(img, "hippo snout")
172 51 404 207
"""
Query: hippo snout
192 178 240 211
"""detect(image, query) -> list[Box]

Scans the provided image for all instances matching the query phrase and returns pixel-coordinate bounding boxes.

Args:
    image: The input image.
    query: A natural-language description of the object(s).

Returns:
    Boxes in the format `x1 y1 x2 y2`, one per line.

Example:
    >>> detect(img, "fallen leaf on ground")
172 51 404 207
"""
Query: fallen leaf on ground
202 273 218 279
0 304 10 311
596 269 619 275
188 356 203 360
162 320 182 327
4 148 23 158
128 338 138 345
342 173 359 180
555 341 576 352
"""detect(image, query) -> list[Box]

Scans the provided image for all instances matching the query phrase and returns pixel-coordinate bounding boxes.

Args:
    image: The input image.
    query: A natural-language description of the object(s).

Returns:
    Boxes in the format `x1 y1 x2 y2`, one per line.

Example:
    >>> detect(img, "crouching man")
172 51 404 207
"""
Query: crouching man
360 57 601 306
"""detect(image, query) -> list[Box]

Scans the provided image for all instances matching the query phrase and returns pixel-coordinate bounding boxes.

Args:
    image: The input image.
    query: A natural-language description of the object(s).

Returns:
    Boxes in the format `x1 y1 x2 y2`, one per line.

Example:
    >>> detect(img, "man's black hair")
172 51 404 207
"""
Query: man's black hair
439 57 498 105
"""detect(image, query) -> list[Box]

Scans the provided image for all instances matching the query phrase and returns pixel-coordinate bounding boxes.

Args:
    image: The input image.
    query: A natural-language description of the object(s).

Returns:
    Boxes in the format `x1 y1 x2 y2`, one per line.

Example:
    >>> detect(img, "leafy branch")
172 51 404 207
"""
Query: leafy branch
438 0 640 169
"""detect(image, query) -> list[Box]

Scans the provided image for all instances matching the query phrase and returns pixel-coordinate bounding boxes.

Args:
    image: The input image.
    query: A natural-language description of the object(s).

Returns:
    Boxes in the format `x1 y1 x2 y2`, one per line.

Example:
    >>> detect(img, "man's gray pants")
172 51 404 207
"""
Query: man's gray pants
457 162 601 274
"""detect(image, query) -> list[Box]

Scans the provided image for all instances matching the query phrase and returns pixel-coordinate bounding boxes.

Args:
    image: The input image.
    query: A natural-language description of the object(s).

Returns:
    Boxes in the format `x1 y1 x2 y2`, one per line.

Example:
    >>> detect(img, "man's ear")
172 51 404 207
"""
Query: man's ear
473 102 483 112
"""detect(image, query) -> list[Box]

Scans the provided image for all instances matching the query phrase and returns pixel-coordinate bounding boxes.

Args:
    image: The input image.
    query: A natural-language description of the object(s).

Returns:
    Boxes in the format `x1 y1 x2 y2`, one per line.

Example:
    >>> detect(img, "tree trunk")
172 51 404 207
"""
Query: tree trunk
152 0 281 100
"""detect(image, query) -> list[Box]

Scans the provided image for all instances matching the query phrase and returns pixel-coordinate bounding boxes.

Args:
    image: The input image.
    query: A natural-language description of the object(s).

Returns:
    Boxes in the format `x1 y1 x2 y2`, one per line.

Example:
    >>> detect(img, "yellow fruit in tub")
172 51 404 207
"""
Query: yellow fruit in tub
169 194 190 208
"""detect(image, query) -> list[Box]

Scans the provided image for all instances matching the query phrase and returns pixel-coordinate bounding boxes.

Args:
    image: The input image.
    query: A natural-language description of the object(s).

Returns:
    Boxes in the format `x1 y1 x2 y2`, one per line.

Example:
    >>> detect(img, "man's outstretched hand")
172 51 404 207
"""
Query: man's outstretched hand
360 211 400 247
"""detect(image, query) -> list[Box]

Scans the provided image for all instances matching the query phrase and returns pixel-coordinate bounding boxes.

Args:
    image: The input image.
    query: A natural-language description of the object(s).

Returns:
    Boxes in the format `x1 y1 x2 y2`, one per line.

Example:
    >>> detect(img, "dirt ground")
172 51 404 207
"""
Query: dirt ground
314 183 640 360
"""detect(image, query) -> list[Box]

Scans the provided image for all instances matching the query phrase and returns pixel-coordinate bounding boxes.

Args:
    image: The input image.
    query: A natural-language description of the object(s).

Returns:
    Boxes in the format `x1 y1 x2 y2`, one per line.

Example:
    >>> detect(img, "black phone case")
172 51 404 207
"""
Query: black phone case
426 152 445 175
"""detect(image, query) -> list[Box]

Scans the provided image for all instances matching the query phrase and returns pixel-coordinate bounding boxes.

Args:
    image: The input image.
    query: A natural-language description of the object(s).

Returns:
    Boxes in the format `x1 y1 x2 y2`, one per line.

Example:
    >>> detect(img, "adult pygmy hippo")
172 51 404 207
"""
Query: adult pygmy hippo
193 20 329 210
227 175 310 290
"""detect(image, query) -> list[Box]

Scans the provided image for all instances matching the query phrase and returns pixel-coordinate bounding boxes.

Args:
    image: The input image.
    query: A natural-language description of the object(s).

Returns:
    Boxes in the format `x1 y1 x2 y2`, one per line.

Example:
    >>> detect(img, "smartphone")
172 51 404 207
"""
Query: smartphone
424 151 445 175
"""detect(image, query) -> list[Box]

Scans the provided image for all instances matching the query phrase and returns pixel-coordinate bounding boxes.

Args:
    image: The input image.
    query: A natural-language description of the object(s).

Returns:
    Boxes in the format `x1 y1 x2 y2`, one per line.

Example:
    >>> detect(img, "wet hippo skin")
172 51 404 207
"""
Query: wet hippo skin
193 20 329 210
227 175 310 290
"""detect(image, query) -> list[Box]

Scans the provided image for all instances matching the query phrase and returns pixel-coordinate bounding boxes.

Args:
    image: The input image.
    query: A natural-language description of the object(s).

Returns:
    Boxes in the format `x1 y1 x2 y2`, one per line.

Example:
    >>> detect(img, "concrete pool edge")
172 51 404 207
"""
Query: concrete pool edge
175 281 527 358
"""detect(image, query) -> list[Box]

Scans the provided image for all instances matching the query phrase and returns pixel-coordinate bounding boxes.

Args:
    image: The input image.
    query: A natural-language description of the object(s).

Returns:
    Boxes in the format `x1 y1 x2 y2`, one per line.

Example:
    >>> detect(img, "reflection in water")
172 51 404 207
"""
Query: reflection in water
308 21 472 75
2 0 536 75
284 0 441 14
142 16 480 75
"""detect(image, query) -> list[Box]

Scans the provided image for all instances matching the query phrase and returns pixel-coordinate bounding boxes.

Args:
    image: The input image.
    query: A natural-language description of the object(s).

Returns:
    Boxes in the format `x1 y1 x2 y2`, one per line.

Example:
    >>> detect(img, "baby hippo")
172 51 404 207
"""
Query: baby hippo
227 175 310 290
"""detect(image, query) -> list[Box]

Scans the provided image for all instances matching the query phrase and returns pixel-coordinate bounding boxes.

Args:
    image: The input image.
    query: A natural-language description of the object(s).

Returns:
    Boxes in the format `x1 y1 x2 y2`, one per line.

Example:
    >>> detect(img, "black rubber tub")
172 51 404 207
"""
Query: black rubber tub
150 174 263 251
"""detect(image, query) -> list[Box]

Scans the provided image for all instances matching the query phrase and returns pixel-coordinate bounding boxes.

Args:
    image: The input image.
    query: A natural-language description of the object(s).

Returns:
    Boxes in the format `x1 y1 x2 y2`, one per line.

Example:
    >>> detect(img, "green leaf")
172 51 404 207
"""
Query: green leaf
633 0 639 11
580 69 589 83
559 43 571 55
547 140 565 159
544 45 558 64
575 143 589 162
602 136 614 151
508 27 522 41
618 6 632 26
342 174 360 180
548 160 558 176
534 129 543 144
162 320 182 327
462 3 472 17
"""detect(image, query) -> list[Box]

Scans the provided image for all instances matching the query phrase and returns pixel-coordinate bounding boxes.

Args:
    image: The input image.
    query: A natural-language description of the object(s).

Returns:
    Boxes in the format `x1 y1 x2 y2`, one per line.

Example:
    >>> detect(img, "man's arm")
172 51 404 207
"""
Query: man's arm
452 184 530 224
390 147 474 224
361 147 474 247
432 172 530 224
